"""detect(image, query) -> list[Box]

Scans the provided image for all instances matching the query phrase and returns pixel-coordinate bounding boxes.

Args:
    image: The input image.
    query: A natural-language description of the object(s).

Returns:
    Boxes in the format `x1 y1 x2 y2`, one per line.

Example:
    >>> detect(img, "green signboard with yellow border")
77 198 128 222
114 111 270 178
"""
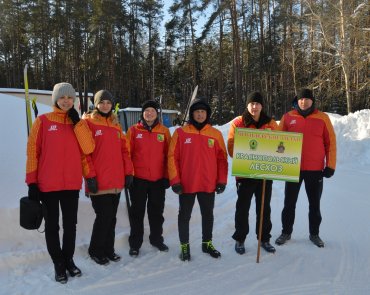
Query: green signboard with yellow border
231 128 303 182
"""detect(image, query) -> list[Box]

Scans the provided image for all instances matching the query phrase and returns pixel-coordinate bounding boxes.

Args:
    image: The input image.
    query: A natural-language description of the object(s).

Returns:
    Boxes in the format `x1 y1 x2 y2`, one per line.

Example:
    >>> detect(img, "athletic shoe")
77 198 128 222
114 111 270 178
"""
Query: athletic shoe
151 241 169 252
179 243 191 261
234 241 246 255
261 242 276 253
202 240 221 258
65 259 82 277
275 233 291 245
309 235 325 248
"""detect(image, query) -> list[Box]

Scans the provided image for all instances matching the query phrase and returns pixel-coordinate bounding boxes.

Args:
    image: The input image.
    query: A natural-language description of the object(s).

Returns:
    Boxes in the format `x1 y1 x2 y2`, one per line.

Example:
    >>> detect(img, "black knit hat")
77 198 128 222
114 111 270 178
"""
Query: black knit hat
189 99 211 116
141 100 159 114
94 90 114 107
246 91 264 106
297 88 315 102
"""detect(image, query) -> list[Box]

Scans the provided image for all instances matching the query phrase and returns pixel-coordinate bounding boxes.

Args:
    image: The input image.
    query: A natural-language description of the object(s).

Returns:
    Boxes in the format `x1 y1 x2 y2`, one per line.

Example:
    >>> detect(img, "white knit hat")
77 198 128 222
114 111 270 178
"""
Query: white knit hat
51 82 76 104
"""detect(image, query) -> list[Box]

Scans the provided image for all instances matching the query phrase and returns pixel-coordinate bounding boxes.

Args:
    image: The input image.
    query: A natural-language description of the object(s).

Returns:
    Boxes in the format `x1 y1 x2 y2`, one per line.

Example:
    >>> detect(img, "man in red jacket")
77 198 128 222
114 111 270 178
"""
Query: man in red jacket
126 100 171 257
168 99 228 261
275 88 337 248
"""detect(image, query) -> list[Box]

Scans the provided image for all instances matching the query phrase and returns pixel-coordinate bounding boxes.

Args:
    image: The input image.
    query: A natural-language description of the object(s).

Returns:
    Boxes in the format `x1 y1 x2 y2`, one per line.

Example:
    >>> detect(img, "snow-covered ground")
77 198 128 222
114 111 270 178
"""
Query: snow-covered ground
1 93 369 295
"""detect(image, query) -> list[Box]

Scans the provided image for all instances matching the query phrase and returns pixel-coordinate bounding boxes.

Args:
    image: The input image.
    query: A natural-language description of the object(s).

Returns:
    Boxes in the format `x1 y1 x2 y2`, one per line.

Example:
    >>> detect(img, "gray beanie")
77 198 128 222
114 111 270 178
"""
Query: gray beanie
94 90 114 107
51 82 76 104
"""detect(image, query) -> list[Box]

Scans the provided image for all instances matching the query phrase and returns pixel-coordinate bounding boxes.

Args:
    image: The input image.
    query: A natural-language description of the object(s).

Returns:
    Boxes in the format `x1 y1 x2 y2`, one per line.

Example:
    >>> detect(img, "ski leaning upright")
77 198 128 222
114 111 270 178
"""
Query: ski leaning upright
182 85 198 125
24 64 32 136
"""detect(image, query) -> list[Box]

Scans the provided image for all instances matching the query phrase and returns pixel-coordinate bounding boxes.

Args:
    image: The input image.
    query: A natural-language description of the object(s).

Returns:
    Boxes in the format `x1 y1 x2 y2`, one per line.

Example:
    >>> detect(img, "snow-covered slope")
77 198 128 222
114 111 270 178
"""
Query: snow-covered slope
1 93 369 294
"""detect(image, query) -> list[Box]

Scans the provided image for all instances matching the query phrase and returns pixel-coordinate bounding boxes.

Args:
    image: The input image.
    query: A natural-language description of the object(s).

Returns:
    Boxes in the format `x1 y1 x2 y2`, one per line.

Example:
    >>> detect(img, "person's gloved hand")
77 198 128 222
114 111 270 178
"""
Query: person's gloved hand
171 183 183 195
125 175 134 189
323 167 335 178
162 178 170 189
86 177 98 193
215 183 226 194
68 107 81 126
28 183 40 201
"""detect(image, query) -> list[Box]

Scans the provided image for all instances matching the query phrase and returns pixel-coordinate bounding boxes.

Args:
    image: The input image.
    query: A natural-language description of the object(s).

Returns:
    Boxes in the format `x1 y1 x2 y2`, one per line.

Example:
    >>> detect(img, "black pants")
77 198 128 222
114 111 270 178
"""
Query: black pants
40 190 79 264
178 192 215 244
129 178 165 249
232 179 273 243
89 193 120 258
281 171 323 235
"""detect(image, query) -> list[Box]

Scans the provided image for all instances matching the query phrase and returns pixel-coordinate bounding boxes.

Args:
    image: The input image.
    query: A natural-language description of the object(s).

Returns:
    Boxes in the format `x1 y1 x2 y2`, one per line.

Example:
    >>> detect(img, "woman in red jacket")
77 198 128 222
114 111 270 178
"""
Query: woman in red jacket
126 100 171 257
227 92 278 255
84 90 133 265
26 82 95 284
168 99 228 261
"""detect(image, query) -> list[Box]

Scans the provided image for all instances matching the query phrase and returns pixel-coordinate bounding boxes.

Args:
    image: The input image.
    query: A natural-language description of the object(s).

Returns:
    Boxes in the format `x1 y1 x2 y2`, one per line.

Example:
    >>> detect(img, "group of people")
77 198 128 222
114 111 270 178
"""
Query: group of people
25 82 336 284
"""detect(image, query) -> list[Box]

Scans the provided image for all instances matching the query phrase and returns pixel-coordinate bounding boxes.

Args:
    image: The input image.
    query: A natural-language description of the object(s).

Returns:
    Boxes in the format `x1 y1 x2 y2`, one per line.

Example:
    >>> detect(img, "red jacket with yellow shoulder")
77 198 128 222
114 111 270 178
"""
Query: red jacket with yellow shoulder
84 112 133 193
278 109 336 171
26 107 95 192
126 121 171 182
168 123 228 194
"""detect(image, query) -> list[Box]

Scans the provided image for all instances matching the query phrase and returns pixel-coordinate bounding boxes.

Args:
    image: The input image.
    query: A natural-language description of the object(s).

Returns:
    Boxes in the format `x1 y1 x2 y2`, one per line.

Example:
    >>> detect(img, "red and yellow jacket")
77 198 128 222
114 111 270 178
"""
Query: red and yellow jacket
84 112 133 194
127 121 171 182
227 115 278 157
168 124 228 194
278 109 336 171
26 107 95 192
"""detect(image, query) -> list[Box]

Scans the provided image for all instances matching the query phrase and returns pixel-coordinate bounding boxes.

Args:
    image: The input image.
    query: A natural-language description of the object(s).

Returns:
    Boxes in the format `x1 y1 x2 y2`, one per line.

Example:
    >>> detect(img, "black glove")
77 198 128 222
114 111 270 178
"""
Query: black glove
68 107 80 126
86 177 98 193
162 178 170 189
171 183 183 195
125 175 134 189
215 183 226 194
28 183 40 201
323 167 335 178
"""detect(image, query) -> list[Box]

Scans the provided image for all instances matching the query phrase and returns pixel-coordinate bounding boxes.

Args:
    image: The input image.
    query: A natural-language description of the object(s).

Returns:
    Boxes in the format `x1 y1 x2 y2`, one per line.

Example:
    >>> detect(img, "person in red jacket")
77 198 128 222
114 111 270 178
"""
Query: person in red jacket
275 88 337 248
126 100 171 257
168 99 228 261
83 90 134 265
26 82 96 284
227 91 278 255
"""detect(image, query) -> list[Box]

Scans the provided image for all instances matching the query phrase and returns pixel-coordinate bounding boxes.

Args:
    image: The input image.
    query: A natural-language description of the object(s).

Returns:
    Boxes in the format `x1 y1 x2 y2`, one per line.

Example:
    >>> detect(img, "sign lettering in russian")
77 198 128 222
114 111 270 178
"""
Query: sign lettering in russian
231 128 303 182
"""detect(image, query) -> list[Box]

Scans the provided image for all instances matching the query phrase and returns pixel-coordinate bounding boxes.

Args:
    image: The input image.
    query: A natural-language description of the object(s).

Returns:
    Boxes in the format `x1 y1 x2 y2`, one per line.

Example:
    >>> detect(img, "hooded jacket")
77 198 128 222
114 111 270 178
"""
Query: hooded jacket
168 123 228 194
84 112 133 194
26 107 95 192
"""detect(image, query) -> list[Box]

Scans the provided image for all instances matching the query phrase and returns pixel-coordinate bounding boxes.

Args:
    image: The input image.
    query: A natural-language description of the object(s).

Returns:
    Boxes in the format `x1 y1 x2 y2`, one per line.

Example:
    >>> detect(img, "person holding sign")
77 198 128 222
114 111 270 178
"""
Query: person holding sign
227 91 278 254
275 88 336 248
168 99 228 261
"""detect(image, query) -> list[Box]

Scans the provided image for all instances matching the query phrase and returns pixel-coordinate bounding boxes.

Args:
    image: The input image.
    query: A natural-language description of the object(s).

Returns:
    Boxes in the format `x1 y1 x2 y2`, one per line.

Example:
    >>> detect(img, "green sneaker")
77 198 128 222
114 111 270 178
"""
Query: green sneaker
202 241 221 258
179 243 191 261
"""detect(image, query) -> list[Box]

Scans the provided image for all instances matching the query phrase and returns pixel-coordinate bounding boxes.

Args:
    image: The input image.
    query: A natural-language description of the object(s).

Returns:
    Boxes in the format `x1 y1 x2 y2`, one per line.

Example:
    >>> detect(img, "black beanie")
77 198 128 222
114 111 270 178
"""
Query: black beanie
297 88 315 102
189 99 211 116
246 91 264 106
141 100 159 114
94 90 114 107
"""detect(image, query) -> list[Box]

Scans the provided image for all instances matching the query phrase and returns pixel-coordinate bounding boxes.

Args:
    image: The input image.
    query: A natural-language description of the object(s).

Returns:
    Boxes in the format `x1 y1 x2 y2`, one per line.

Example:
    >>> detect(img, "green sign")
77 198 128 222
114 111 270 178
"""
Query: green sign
231 128 303 182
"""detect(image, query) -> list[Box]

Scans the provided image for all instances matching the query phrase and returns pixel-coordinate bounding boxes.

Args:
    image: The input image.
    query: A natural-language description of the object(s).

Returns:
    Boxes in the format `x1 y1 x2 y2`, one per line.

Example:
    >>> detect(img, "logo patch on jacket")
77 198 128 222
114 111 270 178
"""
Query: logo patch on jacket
136 133 143 139
290 119 296 125
48 125 58 131
208 138 215 148
95 130 103 137
185 138 192 144
157 134 164 142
